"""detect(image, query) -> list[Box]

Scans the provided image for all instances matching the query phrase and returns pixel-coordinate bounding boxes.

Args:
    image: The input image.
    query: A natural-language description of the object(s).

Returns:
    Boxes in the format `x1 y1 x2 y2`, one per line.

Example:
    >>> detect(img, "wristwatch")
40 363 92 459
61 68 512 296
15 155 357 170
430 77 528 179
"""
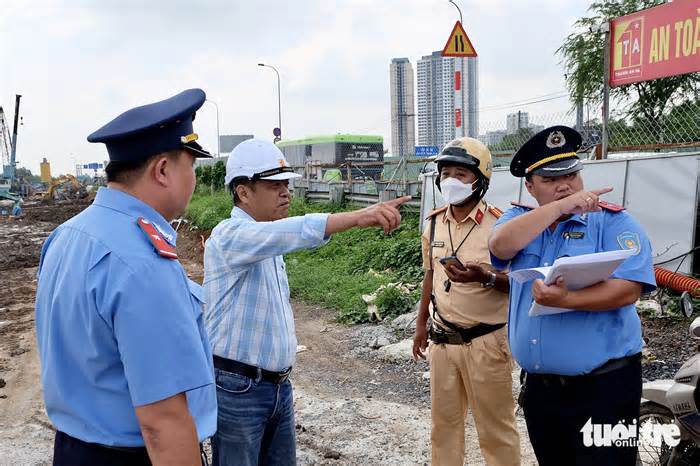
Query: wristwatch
482 271 497 288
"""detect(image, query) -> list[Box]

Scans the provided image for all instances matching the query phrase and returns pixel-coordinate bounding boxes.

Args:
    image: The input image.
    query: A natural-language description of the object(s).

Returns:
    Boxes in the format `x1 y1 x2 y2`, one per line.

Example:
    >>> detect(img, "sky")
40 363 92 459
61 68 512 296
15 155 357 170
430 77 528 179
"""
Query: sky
1 0 593 175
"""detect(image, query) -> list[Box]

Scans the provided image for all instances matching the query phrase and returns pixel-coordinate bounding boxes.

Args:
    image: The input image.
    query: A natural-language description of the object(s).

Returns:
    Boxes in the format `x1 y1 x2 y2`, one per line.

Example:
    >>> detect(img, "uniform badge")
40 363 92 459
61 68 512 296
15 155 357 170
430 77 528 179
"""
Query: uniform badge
137 217 178 259
475 209 484 225
431 241 445 248
617 231 641 255
563 231 585 239
546 131 566 149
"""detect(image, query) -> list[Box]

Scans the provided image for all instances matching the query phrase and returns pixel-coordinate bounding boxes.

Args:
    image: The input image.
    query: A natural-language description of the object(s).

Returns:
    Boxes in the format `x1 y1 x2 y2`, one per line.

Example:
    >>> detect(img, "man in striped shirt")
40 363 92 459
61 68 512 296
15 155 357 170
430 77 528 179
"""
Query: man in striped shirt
203 138 410 466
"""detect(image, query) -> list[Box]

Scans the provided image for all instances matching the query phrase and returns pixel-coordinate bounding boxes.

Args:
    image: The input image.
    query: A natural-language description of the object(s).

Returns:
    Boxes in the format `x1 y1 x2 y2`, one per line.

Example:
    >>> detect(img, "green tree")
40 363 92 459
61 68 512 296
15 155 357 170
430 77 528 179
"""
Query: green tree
662 99 700 143
15 166 42 183
493 127 535 152
558 0 700 135
212 160 226 190
197 164 213 188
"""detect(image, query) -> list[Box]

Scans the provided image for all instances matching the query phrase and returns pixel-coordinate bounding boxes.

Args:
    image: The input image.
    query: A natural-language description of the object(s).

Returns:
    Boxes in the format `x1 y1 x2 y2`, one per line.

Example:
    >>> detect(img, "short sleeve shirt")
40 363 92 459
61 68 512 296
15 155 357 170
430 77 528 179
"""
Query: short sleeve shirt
35 187 216 447
421 201 508 328
490 206 656 376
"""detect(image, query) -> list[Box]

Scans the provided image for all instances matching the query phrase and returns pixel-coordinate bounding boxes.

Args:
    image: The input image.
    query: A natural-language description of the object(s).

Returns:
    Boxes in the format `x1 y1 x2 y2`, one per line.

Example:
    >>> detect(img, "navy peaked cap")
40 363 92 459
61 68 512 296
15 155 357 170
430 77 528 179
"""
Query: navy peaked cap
87 88 212 162
510 125 583 178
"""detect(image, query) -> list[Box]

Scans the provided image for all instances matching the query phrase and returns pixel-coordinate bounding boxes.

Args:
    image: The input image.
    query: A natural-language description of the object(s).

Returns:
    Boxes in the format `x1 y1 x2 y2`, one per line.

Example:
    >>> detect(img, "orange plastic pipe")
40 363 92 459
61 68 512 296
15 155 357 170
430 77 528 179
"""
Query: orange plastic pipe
654 267 700 297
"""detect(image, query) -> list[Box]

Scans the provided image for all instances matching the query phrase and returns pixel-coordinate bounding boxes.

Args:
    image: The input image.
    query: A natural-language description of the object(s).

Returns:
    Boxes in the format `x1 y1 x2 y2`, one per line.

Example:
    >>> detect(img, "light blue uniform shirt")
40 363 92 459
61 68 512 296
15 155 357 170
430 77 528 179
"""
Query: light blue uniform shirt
204 207 329 372
491 206 656 376
35 187 216 447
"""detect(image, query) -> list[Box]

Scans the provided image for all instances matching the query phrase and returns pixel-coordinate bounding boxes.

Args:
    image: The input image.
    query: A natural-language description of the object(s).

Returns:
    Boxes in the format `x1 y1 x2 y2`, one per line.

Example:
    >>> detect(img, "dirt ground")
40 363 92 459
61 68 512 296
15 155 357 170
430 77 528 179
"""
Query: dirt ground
0 200 693 465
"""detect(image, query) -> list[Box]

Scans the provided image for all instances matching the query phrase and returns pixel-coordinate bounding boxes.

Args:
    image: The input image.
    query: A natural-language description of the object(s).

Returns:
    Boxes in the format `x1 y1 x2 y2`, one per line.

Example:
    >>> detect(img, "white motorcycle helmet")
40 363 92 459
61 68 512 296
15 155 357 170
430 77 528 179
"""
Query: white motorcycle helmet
225 138 301 185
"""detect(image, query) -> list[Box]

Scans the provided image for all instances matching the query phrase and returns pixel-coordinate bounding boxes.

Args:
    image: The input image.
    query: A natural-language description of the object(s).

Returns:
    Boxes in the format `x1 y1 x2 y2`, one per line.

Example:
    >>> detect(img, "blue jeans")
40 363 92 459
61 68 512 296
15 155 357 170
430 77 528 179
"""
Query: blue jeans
211 367 296 466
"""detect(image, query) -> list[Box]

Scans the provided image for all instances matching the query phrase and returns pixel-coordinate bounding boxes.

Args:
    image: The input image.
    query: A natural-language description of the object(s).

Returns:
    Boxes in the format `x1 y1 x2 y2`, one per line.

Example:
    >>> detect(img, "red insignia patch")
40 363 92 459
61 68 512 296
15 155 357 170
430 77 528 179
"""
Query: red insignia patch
475 209 484 225
598 200 625 212
137 217 178 260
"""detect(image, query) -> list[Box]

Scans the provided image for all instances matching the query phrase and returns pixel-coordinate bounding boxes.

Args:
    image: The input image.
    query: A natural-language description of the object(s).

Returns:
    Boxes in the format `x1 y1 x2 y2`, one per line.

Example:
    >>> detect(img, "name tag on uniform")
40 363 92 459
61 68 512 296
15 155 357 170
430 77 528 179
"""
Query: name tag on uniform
431 241 445 248
563 231 585 240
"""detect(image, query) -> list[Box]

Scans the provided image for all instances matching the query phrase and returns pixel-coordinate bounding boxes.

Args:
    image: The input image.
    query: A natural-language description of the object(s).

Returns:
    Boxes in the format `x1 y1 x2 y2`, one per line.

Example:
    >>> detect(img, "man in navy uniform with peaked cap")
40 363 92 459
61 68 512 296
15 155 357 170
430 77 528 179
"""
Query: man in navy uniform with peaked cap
35 89 216 466
489 126 655 465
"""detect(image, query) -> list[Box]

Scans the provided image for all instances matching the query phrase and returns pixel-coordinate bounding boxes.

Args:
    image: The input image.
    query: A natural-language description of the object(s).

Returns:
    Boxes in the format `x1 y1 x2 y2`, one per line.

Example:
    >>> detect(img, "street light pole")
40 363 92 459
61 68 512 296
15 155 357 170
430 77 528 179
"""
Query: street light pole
205 99 221 157
448 0 462 24
258 63 282 140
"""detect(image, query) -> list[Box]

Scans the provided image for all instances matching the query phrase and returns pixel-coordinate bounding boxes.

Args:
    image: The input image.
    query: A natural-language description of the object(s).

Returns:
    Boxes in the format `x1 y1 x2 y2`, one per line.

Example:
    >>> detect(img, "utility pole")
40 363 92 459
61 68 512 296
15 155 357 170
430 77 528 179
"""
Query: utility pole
601 22 611 159
258 63 282 142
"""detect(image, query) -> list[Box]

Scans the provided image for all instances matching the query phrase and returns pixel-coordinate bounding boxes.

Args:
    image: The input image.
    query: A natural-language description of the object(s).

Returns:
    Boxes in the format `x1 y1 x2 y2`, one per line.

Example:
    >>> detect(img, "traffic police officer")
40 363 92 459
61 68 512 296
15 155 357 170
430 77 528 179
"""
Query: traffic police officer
412 137 520 466
35 89 217 466
488 126 656 465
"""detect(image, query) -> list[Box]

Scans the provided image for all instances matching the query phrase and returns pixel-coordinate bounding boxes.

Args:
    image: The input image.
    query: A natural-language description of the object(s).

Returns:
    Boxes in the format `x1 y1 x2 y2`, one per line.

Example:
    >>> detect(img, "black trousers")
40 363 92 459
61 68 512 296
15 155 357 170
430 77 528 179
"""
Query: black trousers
53 430 152 466
522 358 642 466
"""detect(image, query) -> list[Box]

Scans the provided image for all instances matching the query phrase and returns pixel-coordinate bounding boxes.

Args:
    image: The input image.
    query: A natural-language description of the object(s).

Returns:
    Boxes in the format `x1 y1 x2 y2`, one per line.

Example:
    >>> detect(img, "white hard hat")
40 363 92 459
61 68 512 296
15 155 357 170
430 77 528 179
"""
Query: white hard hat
225 138 301 185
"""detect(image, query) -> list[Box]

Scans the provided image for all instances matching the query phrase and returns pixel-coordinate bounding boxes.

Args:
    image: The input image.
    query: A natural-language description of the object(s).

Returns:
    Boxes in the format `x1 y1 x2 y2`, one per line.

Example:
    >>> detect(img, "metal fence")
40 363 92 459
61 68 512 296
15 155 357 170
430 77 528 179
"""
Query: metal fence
478 102 700 163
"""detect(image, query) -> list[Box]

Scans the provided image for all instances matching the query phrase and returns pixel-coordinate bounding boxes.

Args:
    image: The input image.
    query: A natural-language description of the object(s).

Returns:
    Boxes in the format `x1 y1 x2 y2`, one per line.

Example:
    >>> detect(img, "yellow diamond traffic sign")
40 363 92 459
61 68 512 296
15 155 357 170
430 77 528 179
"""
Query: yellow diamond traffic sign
441 21 477 57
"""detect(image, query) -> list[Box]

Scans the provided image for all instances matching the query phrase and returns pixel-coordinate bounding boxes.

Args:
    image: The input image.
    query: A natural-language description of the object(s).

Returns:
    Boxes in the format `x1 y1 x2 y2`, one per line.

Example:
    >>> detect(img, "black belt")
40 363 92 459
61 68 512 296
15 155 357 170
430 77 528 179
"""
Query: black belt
526 353 642 387
53 431 209 466
213 355 292 384
429 322 505 345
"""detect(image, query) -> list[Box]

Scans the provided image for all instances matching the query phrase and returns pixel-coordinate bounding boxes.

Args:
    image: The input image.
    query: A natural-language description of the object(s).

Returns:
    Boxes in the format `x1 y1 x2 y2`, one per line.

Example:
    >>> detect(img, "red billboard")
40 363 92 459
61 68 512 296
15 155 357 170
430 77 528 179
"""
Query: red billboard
610 0 700 87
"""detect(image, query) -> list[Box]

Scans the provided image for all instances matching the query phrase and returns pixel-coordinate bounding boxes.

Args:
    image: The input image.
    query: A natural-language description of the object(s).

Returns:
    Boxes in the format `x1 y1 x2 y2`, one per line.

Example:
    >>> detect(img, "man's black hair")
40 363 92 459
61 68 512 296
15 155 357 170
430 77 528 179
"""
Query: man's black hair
105 150 182 184
229 177 256 204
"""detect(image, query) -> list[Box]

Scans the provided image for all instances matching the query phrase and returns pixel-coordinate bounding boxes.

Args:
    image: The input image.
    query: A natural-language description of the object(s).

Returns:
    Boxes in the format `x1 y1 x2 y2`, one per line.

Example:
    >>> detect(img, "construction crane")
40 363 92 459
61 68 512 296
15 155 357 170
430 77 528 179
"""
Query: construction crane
1 95 21 181
0 106 12 181
0 95 23 206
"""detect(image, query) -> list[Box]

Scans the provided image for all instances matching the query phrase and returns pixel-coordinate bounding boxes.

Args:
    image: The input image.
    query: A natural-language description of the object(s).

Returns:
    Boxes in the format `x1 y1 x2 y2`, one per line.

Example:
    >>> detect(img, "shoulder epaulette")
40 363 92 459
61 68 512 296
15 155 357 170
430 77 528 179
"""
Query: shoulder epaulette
487 205 503 218
137 217 178 260
598 200 625 212
425 205 448 220
510 201 536 210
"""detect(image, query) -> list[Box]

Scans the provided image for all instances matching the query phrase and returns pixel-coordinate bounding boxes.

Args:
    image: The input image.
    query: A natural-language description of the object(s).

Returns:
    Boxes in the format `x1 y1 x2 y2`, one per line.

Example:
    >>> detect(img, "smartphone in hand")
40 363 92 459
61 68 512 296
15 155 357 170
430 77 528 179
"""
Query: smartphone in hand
439 255 465 270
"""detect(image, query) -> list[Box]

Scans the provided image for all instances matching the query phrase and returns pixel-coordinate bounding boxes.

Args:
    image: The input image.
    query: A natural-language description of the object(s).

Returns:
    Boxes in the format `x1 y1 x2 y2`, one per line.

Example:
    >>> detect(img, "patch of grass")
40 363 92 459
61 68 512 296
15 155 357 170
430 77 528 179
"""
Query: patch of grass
374 285 420 320
186 191 232 230
286 205 422 323
185 194 424 323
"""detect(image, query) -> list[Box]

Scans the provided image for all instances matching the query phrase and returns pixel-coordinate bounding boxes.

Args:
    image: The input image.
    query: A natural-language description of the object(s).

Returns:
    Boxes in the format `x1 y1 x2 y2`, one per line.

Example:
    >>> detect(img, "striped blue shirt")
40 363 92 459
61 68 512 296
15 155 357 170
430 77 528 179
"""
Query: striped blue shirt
203 207 329 371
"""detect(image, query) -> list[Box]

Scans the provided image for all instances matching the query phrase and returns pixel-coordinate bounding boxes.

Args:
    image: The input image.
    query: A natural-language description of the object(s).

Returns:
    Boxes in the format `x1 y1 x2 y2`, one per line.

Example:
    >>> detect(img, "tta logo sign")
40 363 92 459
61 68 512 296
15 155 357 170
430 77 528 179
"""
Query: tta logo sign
613 18 644 80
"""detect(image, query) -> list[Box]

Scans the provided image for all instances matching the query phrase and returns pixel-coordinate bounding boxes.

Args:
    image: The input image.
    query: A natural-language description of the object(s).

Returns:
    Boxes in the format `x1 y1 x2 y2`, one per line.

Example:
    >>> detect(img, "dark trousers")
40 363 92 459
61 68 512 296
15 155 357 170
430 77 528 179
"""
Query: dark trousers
53 430 152 466
522 358 642 466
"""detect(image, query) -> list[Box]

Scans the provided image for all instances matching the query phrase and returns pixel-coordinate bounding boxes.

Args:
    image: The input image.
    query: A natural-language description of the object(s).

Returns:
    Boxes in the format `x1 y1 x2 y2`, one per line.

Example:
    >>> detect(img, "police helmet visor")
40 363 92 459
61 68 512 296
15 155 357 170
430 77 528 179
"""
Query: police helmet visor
436 146 480 171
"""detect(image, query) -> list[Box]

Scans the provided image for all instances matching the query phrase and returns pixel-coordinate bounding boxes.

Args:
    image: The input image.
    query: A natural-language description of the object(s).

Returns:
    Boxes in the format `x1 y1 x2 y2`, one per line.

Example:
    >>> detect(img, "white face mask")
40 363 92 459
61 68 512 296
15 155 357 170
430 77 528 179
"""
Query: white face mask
440 177 476 205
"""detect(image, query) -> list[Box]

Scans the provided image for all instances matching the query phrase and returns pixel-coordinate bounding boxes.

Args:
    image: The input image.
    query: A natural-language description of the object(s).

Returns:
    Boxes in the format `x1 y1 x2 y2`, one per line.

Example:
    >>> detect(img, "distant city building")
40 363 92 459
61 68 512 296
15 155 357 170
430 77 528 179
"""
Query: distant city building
277 134 384 180
506 111 529 134
478 130 508 147
219 134 254 154
196 134 255 168
389 58 416 158
40 157 51 183
417 51 478 149
529 124 545 134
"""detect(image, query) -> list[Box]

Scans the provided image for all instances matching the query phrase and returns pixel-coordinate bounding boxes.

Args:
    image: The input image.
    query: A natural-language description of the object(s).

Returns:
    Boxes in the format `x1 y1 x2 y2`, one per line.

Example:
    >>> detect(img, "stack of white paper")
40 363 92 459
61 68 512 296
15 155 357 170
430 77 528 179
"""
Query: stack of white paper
508 249 635 316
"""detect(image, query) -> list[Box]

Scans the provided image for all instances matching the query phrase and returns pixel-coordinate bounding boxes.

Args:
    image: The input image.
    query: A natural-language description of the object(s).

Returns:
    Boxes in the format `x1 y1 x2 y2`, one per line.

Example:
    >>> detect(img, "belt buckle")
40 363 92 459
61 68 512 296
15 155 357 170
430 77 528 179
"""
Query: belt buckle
278 367 292 383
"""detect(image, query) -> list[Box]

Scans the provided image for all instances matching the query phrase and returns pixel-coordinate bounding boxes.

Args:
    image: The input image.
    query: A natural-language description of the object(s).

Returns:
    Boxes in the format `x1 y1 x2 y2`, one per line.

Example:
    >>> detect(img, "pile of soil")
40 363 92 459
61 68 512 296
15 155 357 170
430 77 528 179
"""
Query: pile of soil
642 315 698 381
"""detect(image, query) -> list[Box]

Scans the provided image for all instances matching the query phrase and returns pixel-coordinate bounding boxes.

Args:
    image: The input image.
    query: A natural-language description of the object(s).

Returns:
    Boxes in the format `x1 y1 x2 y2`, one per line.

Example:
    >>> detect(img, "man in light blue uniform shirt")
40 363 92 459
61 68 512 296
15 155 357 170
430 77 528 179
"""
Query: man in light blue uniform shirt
204 138 410 466
489 126 655 466
35 89 216 466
